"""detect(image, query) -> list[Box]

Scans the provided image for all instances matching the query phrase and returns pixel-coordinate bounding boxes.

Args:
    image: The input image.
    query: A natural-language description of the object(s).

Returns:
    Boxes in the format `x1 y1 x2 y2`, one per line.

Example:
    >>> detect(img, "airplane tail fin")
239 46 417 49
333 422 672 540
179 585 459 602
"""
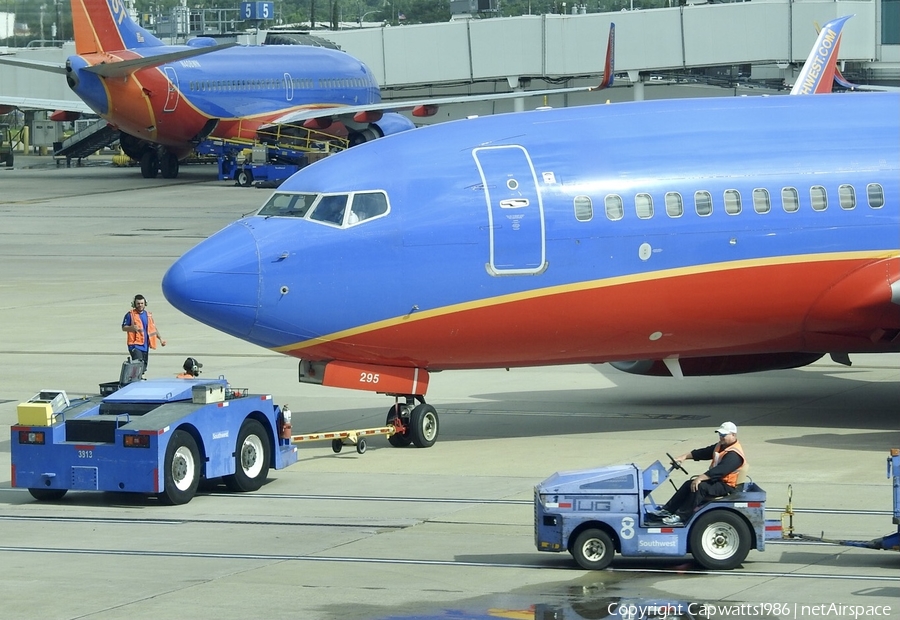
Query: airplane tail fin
790 15 852 95
72 0 165 55
591 23 615 91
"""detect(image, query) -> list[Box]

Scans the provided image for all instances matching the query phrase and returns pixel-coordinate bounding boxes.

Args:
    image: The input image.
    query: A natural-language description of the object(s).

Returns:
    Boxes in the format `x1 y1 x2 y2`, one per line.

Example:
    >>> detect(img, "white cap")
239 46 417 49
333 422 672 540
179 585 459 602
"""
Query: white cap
716 421 738 435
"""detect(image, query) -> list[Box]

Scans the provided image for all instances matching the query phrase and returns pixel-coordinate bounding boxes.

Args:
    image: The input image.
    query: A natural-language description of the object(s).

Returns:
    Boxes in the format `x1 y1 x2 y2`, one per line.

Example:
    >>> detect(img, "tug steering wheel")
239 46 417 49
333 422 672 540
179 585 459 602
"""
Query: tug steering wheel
667 452 689 475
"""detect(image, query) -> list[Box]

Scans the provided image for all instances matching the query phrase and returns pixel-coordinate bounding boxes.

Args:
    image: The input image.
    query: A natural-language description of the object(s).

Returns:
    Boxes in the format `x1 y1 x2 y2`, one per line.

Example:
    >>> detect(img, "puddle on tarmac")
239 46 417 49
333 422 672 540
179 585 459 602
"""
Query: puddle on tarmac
324 570 783 620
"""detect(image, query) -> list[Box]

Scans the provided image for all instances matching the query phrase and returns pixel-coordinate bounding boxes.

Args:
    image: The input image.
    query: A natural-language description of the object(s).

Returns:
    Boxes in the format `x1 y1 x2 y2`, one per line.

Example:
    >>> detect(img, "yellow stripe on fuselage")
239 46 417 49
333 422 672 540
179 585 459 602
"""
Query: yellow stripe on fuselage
273 249 899 354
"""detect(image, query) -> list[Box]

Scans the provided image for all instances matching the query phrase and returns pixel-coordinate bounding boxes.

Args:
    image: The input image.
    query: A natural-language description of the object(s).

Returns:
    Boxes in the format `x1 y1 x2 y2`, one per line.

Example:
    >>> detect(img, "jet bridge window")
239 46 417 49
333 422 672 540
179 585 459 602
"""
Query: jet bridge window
348 192 389 225
573 195 593 222
810 186 828 211
867 183 884 209
694 191 712 217
724 190 742 215
310 194 349 226
781 187 800 213
838 184 856 210
258 192 318 217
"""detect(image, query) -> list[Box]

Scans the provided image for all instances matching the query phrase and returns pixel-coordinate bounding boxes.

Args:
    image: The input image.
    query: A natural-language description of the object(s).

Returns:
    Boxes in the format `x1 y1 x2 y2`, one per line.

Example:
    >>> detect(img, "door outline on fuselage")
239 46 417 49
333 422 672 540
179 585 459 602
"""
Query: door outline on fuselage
163 66 179 112
473 145 547 276
284 72 294 102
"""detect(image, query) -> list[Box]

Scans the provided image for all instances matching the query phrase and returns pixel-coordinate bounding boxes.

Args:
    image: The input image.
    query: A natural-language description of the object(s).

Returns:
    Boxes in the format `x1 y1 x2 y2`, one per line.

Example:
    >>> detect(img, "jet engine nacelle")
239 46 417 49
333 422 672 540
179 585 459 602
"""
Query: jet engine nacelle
348 112 415 146
609 352 825 377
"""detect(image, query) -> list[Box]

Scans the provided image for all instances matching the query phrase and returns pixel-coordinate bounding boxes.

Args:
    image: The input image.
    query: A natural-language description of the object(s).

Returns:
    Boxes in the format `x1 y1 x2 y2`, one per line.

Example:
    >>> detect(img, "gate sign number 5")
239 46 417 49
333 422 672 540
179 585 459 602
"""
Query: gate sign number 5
242 2 273 19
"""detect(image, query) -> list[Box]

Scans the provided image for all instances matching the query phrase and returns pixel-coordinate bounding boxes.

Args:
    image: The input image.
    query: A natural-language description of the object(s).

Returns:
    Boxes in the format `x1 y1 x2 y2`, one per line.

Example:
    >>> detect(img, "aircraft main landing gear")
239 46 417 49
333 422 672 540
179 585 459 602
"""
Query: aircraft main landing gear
386 396 439 448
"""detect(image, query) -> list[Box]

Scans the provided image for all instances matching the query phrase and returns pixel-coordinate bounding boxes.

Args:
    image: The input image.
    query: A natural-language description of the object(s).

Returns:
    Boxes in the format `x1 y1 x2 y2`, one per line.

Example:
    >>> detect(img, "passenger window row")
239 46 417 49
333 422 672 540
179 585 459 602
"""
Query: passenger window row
572 183 885 222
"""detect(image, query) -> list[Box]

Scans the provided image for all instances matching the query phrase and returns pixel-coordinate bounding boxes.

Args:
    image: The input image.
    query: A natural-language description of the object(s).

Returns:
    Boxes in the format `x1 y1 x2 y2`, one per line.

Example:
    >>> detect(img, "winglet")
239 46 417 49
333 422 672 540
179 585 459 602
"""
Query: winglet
72 0 165 55
591 23 616 91
790 15 852 95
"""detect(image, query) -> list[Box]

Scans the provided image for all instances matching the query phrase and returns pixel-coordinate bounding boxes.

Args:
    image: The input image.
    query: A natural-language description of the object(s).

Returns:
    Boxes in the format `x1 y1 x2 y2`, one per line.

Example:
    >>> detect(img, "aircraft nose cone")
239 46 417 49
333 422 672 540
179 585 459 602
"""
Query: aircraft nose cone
162 222 260 338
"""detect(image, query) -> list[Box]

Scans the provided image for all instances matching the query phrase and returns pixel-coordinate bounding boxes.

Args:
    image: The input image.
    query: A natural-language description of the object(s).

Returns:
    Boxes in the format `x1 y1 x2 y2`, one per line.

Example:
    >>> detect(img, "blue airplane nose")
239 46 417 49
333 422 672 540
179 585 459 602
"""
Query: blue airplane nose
162 222 260 338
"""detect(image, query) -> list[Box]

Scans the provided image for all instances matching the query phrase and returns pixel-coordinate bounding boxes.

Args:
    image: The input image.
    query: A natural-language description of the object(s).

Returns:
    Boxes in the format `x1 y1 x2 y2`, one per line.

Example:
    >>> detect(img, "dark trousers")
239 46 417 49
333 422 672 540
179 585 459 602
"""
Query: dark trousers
129 347 149 372
663 479 733 520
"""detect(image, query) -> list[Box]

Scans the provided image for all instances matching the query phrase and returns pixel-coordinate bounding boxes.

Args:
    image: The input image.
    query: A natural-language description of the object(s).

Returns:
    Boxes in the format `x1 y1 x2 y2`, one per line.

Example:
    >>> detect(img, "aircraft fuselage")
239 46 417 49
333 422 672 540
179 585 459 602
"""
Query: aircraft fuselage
163 93 900 371
68 45 379 157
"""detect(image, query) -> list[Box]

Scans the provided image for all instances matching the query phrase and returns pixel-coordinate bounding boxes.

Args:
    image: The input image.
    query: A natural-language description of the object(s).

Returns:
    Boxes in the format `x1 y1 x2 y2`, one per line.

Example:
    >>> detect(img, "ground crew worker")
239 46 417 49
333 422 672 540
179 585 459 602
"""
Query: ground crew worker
176 357 202 378
122 294 165 373
652 421 746 526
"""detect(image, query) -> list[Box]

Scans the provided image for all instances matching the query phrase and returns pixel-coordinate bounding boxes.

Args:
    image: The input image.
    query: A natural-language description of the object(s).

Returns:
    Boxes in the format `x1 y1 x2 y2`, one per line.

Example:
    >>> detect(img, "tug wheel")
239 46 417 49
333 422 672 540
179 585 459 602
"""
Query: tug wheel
159 430 200 505
236 168 253 187
224 419 271 493
571 528 615 570
28 488 67 501
689 510 751 570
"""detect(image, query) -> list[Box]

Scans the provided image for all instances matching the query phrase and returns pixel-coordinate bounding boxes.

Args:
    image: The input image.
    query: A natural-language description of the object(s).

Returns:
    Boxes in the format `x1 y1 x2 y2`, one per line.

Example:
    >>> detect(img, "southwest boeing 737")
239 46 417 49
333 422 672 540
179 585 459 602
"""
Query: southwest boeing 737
159 16 898 443
0 0 613 179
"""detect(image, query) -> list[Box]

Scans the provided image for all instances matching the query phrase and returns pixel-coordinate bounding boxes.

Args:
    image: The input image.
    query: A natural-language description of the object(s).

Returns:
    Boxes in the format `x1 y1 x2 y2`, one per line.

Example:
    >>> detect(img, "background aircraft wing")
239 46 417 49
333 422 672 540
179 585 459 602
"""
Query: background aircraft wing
0 54 67 75
0 96 93 114
83 43 238 78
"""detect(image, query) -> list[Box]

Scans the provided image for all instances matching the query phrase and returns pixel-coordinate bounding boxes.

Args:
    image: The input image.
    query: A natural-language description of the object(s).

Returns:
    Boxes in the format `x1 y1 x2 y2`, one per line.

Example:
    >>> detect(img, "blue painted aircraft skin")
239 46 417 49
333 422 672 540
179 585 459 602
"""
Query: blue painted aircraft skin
163 91 900 380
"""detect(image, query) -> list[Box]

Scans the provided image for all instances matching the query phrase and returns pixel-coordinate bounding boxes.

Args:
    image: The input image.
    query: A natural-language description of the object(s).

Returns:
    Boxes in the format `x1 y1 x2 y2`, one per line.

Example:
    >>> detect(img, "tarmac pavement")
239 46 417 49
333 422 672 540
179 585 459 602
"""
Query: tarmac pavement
0 158 897 620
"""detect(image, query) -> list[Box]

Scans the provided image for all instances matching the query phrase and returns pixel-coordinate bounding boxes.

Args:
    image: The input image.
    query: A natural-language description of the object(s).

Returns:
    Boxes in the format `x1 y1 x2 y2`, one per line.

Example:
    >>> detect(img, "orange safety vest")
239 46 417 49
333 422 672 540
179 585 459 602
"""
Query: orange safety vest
126 309 159 349
710 440 746 488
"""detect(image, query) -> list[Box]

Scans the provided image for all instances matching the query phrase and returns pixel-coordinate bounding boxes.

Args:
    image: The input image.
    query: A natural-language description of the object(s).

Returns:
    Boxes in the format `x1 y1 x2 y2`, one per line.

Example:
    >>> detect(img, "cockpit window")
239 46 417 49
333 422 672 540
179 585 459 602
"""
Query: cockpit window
309 194 349 225
257 192 318 217
348 192 388 225
257 191 389 228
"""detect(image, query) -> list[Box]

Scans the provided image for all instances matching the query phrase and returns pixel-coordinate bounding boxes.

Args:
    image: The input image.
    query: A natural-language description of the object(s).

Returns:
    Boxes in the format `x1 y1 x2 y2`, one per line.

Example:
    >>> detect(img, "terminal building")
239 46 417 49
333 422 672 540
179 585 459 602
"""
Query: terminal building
0 0 897 151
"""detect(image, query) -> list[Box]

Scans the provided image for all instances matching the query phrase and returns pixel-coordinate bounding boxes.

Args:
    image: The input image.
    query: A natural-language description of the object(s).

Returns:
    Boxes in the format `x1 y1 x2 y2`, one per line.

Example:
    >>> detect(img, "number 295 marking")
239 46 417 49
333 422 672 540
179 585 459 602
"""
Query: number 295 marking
359 372 380 384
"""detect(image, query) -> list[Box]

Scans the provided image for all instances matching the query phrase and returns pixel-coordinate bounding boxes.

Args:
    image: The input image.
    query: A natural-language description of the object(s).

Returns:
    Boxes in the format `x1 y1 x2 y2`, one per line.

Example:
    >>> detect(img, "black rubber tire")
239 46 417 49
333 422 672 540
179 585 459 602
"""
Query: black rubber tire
160 152 179 179
140 151 158 178
236 169 253 187
571 528 615 570
224 419 270 493
689 510 751 570
386 404 412 447
4 152 13 167
356 438 367 454
158 430 201 505
28 488 67 501
332 439 343 453
409 404 439 448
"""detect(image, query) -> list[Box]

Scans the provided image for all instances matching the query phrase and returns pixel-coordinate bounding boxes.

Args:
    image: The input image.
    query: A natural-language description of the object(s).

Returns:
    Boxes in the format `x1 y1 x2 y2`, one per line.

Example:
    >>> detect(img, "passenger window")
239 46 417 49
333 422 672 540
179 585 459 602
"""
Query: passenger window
310 194 349 225
781 187 799 213
665 192 683 218
635 193 653 219
838 185 856 210
348 192 388 225
258 192 319 217
605 194 624 221
867 183 884 209
574 195 593 222
810 186 827 211
752 188 770 214
724 190 741 215
694 191 712 216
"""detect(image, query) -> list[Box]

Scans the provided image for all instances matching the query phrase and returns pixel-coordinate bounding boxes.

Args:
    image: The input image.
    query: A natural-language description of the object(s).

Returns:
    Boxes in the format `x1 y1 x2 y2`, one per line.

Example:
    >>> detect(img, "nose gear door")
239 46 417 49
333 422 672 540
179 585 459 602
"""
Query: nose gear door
473 145 546 275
